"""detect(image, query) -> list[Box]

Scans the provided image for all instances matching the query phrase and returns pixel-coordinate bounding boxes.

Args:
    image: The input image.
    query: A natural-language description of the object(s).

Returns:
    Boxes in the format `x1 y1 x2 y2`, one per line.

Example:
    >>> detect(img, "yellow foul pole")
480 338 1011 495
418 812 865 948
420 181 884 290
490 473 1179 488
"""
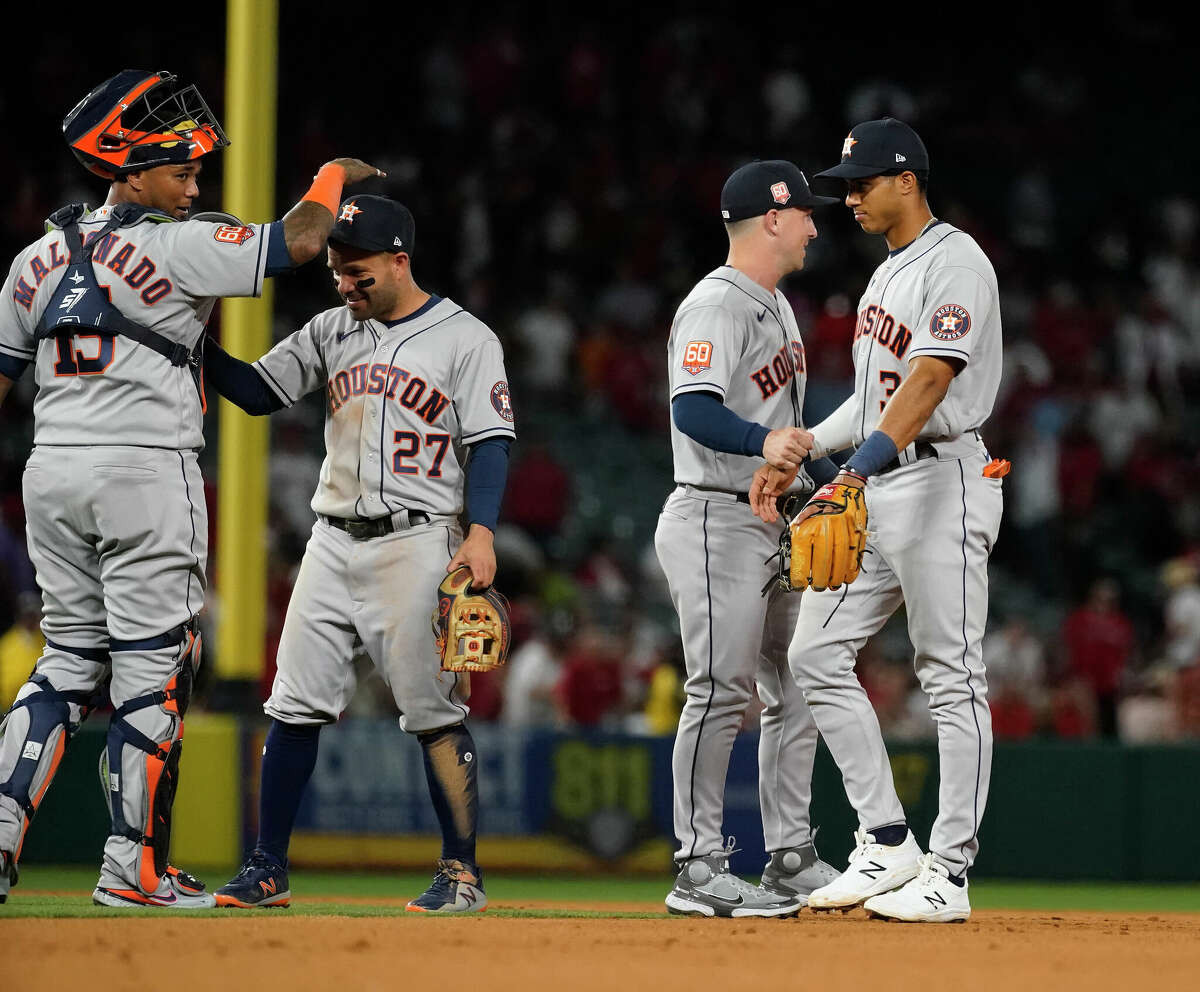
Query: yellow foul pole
216 0 278 685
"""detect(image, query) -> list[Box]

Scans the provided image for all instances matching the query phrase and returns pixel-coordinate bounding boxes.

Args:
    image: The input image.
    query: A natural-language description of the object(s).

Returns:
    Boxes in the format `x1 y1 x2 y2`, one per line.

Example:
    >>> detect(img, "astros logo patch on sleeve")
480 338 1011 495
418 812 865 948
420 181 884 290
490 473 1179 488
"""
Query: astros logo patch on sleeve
682 340 713 376
213 225 256 246
930 304 971 341
491 381 514 421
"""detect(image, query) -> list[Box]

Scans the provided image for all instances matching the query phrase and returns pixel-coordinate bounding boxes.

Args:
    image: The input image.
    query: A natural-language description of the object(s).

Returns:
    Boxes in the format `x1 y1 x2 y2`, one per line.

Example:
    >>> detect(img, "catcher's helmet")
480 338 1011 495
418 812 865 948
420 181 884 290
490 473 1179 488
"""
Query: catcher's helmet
63 69 229 179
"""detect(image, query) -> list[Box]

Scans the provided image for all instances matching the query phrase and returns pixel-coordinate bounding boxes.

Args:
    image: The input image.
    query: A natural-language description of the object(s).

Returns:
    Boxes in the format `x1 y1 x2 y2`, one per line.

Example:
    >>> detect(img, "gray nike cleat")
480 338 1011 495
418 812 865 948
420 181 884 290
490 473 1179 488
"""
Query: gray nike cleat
760 840 841 905
0 849 17 904
665 850 803 918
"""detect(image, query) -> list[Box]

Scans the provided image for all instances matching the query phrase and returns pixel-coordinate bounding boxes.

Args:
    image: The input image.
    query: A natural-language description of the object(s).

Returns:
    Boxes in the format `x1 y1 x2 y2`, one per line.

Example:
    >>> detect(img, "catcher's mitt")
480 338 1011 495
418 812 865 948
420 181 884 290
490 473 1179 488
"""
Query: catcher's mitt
776 472 868 592
431 566 511 673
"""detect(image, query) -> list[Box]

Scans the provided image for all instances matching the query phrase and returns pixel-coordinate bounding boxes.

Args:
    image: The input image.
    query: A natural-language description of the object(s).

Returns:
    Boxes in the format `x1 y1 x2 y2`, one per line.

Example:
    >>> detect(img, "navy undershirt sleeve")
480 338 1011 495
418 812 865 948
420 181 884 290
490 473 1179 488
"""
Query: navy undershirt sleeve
264 221 293 277
0 353 30 380
203 337 285 415
806 457 840 487
465 437 511 531
671 392 769 457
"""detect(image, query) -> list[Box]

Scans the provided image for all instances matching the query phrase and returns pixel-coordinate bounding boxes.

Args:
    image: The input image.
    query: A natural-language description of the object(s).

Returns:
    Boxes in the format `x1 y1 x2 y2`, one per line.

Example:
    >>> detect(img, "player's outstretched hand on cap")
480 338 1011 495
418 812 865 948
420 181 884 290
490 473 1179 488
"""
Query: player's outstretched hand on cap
762 427 813 472
446 524 497 589
750 462 798 523
327 158 387 183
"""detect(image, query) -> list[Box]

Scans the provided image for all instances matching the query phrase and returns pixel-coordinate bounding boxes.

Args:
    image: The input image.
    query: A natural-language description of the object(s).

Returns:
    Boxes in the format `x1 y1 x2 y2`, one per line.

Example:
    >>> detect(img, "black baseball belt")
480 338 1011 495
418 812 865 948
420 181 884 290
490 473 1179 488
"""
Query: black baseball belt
877 441 938 476
321 510 431 540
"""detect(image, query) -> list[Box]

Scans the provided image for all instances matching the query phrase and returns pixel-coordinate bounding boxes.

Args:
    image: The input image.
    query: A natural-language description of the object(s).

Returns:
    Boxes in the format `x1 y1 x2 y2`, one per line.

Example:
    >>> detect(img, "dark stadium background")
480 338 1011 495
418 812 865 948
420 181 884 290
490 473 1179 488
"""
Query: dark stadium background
2 6 1199 753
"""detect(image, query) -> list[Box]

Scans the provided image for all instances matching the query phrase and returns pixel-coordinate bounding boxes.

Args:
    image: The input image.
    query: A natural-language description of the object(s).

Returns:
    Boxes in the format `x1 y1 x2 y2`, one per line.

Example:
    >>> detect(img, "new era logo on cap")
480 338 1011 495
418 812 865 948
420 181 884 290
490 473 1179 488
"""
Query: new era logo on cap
817 118 930 180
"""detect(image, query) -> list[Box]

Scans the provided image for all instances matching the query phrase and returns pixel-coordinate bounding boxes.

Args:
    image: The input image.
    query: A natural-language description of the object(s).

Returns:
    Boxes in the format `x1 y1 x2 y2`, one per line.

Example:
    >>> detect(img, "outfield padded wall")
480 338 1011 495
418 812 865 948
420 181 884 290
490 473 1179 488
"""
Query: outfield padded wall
22 718 1200 881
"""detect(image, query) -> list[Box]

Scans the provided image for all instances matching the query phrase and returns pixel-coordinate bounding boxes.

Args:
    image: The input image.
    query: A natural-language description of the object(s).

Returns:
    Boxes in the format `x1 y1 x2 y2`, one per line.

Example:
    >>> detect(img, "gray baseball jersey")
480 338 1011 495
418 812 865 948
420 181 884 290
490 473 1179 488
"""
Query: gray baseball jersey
253 297 516 519
848 221 1000 458
0 206 271 448
250 295 517 733
667 265 812 493
790 219 1004 877
657 264 820 864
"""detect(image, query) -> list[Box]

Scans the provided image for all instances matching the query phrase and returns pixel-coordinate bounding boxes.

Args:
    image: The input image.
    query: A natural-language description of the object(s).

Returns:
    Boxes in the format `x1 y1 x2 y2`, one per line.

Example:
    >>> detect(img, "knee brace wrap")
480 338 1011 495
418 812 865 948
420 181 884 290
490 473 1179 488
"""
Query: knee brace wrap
0 673 102 859
100 618 199 892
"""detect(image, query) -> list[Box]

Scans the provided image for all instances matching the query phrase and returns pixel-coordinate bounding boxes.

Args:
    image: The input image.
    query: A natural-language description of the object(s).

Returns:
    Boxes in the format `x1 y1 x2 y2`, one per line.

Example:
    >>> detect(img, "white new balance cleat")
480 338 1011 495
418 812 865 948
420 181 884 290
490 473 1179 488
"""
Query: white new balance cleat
806 827 923 910
863 853 971 923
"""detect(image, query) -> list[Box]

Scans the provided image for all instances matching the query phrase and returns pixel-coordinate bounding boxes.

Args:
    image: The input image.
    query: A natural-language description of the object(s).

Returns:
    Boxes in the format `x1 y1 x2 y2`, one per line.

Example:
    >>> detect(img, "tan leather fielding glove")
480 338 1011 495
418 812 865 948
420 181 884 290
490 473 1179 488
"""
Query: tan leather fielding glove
431 566 511 673
786 471 868 591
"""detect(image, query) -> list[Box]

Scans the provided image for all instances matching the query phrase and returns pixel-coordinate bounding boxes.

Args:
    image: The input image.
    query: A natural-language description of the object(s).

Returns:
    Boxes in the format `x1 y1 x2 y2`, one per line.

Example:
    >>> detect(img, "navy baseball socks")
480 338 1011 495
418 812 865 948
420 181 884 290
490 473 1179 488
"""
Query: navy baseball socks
215 720 318 908
407 723 487 913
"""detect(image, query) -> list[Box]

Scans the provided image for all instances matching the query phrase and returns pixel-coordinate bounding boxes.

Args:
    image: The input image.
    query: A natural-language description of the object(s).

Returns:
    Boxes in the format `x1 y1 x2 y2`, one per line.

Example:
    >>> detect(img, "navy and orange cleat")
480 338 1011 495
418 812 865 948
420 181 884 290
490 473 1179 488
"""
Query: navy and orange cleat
214 850 291 908
92 865 216 908
406 859 487 913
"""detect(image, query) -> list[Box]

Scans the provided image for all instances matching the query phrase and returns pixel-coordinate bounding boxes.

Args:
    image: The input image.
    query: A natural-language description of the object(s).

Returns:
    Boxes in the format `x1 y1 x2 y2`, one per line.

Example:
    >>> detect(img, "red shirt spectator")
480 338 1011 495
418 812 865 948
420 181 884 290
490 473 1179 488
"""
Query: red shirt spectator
1063 580 1135 695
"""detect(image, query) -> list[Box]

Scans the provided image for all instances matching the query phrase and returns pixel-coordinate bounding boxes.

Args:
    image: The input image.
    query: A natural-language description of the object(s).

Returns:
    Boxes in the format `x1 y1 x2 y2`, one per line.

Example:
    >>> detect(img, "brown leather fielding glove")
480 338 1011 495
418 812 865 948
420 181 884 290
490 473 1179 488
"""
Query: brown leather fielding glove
785 471 868 591
431 566 512 673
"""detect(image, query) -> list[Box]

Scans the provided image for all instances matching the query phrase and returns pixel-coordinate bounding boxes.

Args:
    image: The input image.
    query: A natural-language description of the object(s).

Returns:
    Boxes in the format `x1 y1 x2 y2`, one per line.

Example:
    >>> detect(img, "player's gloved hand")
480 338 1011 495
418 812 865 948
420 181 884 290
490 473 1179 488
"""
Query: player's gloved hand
750 463 798 522
326 158 387 184
782 470 868 592
431 566 512 674
762 427 813 471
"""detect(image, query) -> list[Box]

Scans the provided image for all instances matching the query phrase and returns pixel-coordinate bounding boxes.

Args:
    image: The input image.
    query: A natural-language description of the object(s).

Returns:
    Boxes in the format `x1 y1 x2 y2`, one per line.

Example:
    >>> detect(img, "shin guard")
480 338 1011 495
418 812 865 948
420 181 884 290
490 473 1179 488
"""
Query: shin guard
102 620 199 893
0 673 101 862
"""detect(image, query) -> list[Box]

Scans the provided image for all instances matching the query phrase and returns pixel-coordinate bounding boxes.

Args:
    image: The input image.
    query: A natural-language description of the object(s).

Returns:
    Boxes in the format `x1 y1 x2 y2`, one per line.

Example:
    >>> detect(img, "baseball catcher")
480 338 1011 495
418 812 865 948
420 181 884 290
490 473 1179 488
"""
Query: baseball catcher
432 567 511 673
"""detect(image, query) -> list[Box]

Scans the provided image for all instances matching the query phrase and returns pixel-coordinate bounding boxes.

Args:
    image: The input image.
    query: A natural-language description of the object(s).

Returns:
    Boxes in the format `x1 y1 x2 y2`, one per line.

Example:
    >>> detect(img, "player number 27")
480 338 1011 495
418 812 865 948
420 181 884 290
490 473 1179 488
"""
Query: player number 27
392 431 451 477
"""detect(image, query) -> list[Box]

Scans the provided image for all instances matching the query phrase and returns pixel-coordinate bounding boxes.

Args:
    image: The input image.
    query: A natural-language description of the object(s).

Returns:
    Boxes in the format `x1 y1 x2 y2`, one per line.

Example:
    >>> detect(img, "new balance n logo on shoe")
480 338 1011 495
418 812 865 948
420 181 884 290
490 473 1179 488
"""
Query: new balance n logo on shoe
924 891 947 911
260 879 277 896
858 861 887 879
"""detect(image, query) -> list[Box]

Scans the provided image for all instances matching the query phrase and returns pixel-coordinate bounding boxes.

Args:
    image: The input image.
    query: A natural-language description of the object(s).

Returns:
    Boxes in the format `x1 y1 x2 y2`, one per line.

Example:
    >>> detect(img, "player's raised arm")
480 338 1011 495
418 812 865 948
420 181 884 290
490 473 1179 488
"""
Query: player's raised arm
280 158 387 265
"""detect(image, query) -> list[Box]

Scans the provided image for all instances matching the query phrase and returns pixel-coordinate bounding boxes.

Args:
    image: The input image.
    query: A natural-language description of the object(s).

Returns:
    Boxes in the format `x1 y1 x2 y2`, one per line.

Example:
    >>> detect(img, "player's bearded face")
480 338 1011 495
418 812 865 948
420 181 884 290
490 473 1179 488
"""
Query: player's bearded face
328 247 402 321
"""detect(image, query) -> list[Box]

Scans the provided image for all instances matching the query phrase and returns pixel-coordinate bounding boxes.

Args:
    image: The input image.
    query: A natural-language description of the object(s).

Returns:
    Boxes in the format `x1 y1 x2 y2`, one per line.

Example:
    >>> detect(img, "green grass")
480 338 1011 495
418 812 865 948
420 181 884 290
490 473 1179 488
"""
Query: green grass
4 865 1199 919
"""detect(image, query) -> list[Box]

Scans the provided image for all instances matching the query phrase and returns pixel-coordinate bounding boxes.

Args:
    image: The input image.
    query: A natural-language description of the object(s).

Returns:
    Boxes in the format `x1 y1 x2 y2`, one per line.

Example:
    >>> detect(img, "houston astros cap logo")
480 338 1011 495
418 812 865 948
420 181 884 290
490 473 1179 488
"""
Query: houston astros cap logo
770 182 791 205
338 201 362 223
842 135 858 157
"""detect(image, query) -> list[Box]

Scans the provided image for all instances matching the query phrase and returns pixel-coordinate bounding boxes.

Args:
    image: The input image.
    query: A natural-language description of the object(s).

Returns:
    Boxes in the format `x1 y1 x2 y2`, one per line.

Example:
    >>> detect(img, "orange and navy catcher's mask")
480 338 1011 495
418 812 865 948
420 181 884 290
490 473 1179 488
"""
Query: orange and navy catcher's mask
63 69 229 180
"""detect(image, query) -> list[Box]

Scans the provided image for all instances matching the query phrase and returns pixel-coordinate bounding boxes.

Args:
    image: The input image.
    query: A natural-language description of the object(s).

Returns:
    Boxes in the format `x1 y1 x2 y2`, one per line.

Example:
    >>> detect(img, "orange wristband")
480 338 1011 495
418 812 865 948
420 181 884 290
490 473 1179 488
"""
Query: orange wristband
302 163 346 215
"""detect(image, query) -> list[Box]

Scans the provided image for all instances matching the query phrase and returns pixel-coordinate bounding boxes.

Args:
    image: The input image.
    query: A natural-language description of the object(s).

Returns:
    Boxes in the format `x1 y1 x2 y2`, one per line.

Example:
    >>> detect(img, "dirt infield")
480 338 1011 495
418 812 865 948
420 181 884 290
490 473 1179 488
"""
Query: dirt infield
8 907 1199 992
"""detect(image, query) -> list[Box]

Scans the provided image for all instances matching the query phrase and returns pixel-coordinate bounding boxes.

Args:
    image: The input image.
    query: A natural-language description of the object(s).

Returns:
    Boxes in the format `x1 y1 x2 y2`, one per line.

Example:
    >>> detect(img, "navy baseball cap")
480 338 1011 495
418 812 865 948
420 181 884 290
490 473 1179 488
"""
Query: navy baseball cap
720 160 838 222
329 195 415 255
816 118 930 180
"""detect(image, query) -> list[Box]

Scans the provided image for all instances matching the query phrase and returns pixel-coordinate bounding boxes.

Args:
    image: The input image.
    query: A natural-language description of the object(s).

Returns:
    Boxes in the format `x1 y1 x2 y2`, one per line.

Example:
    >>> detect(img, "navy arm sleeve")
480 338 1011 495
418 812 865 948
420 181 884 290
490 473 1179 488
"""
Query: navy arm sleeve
806 456 840 487
465 438 511 532
0 354 30 380
264 221 293 278
671 392 769 457
204 337 285 415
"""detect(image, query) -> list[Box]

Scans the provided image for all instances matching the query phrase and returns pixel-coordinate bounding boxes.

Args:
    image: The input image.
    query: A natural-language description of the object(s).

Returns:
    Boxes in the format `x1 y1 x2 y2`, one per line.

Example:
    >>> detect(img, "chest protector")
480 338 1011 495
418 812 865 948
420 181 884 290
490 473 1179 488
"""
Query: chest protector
31 203 205 403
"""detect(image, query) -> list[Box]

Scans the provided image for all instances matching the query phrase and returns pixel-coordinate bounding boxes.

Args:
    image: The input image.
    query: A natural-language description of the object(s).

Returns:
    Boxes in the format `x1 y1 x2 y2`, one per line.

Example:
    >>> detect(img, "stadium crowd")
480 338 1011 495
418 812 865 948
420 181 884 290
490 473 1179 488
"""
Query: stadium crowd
2 13 1198 742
